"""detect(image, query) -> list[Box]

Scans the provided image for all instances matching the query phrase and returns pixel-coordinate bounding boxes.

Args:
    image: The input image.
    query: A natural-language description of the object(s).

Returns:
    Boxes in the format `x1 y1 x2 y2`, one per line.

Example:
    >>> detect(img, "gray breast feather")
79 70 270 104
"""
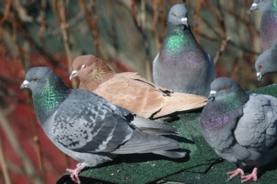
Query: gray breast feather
235 94 277 150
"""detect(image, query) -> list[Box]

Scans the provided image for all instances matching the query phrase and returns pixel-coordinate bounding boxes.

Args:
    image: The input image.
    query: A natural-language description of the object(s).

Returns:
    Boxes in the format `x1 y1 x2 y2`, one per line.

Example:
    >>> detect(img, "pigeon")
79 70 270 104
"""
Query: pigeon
200 77 277 183
152 3 215 96
250 0 277 50
70 55 207 119
255 42 277 80
21 67 186 184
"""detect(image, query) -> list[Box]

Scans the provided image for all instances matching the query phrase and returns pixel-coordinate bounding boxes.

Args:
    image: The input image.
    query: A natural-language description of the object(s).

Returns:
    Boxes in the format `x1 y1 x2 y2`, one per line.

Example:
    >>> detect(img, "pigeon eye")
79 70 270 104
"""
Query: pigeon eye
172 12 177 16
32 77 39 82
258 64 263 69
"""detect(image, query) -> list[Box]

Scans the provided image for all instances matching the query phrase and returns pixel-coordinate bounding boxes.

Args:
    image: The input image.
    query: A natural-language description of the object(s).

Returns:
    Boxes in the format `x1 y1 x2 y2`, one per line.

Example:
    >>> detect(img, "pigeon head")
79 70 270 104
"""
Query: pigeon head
21 66 69 122
167 4 189 27
255 43 277 81
70 55 95 80
21 67 56 93
70 55 112 81
250 0 272 12
208 77 244 101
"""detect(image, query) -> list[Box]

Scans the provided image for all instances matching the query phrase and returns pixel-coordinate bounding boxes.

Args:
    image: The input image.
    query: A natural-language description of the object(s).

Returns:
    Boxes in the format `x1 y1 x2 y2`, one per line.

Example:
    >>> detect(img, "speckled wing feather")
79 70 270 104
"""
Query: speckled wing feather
235 94 277 150
51 90 134 153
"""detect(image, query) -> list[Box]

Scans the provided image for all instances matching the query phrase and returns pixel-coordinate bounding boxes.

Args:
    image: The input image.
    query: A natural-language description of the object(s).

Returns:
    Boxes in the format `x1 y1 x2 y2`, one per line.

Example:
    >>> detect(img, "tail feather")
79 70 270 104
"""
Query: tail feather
113 130 185 159
131 116 177 136
153 93 207 118
152 150 186 159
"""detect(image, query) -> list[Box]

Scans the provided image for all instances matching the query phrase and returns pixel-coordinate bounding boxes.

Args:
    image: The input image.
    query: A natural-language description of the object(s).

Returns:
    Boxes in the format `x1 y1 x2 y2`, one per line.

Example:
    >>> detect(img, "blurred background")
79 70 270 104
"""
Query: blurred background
0 0 273 183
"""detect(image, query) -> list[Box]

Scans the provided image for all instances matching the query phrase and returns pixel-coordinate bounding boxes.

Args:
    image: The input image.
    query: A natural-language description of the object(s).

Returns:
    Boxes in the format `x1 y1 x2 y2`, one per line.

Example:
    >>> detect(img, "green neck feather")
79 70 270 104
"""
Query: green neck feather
273 0 277 9
216 90 249 111
164 26 194 54
33 79 69 122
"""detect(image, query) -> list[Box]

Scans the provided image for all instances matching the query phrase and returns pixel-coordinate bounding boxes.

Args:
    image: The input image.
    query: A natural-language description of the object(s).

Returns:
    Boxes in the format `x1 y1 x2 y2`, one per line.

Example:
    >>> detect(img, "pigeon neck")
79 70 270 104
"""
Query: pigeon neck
261 0 277 12
273 0 277 10
33 78 70 123
215 90 249 110
163 25 195 55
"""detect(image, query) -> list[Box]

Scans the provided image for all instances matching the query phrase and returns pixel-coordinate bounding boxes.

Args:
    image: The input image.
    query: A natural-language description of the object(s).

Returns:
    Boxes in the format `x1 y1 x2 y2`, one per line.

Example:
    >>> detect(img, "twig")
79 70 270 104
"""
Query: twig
213 37 230 64
129 0 152 80
37 0 47 42
53 0 73 72
33 136 45 178
0 109 43 184
45 12 84 37
13 0 33 22
79 0 101 56
0 140 11 184
5 11 61 67
0 0 12 25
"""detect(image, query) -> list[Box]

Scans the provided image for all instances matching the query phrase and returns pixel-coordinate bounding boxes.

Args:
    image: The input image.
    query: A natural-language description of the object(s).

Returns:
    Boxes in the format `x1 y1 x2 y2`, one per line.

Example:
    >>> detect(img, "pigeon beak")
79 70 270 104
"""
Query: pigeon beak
180 17 188 26
249 2 258 11
20 80 30 89
208 90 216 102
69 70 78 80
256 72 263 81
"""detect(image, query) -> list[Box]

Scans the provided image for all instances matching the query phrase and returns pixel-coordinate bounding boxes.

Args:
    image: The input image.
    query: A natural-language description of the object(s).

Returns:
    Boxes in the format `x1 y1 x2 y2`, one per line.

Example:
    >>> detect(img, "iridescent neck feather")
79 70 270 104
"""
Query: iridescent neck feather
33 78 70 123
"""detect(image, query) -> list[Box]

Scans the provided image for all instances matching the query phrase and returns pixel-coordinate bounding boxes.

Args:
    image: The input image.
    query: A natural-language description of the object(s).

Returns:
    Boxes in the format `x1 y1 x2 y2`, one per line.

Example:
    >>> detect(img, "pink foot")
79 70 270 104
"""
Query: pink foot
241 167 258 183
66 163 86 184
226 168 245 181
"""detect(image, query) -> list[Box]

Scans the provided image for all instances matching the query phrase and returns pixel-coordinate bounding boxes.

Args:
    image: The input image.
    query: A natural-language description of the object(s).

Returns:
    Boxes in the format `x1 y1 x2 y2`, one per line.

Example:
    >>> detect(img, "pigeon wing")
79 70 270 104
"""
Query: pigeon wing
235 94 277 150
51 90 134 153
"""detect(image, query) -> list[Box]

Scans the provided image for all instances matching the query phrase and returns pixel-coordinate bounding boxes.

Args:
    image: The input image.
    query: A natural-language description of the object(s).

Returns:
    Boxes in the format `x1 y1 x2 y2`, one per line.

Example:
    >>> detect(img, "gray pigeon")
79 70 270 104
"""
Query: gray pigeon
250 0 277 50
200 77 277 183
255 43 277 80
152 3 215 96
20 67 186 183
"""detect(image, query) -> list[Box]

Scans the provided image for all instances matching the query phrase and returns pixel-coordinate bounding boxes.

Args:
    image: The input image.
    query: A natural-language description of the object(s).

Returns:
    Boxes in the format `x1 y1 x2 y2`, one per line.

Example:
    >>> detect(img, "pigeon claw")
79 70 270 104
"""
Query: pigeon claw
66 163 86 184
226 168 245 181
241 167 258 183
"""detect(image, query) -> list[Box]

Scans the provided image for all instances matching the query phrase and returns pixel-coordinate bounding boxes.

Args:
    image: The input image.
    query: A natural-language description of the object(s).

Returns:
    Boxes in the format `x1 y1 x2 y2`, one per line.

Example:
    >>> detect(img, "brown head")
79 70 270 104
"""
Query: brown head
70 55 113 82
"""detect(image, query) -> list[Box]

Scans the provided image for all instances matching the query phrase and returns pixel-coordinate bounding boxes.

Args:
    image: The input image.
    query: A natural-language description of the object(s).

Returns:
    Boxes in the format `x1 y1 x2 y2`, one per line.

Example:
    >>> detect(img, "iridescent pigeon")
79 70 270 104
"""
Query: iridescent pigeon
152 3 215 96
250 0 277 50
255 42 277 80
200 77 277 183
70 55 207 119
21 67 186 184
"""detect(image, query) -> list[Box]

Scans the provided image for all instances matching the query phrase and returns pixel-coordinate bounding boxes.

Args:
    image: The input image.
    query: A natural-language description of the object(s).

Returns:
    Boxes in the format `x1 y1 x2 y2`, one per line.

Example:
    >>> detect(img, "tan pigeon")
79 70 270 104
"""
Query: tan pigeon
70 55 207 119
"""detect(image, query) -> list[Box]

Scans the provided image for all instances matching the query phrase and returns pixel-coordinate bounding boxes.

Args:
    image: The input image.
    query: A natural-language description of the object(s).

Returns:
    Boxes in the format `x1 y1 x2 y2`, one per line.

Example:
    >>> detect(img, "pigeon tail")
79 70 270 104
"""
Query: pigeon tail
113 130 184 158
131 116 177 136
152 150 186 159
154 92 207 118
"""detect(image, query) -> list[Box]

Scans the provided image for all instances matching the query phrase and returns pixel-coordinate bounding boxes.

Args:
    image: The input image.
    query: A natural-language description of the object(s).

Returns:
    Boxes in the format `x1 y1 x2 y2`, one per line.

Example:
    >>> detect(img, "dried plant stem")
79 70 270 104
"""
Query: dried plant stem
0 140 11 184
79 0 101 56
214 37 229 64
130 0 152 80
33 136 45 177
38 0 47 42
0 109 43 184
0 0 12 25
54 0 73 72
192 0 203 39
